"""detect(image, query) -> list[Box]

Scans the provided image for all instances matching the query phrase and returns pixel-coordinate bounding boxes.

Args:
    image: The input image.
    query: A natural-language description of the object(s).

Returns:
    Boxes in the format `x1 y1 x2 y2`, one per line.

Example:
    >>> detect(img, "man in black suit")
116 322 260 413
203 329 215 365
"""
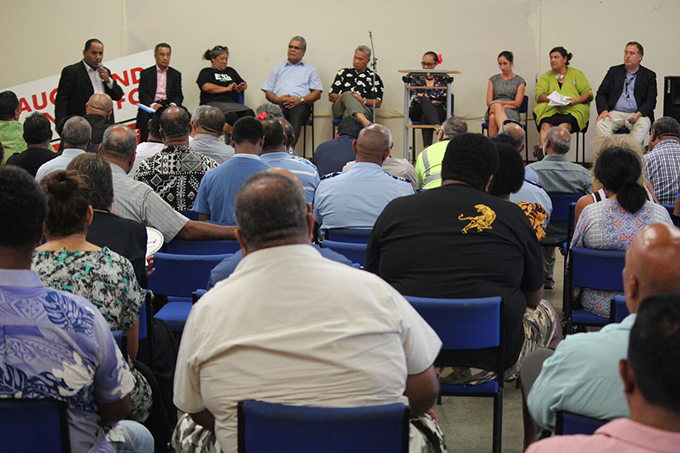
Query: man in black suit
595 41 657 144
55 39 124 132
135 43 183 142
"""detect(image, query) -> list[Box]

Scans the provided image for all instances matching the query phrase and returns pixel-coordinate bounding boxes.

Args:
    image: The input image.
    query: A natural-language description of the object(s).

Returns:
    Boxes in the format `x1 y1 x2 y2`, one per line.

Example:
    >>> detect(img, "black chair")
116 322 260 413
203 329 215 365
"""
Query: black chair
301 105 315 159
0 399 71 452
482 96 530 161
573 122 590 164
555 411 609 436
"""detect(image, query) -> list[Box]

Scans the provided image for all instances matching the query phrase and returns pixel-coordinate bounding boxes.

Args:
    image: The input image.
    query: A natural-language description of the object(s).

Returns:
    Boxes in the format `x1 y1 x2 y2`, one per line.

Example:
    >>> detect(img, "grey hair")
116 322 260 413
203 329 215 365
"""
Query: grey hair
62 116 92 149
235 172 308 249
652 116 680 139
546 126 571 154
198 106 225 134
101 125 137 159
355 45 371 59
255 102 284 118
442 116 468 137
191 105 210 128
289 36 307 51
66 153 113 210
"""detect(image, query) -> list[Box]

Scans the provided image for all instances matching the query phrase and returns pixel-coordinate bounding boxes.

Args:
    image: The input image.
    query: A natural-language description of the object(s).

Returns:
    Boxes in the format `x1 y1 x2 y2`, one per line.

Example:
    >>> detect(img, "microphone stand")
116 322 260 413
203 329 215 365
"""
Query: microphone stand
368 30 377 123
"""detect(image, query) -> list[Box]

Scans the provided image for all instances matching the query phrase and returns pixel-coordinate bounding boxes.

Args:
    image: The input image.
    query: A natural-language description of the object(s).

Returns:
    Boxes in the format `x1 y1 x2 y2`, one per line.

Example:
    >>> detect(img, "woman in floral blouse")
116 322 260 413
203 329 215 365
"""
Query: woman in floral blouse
409 51 449 148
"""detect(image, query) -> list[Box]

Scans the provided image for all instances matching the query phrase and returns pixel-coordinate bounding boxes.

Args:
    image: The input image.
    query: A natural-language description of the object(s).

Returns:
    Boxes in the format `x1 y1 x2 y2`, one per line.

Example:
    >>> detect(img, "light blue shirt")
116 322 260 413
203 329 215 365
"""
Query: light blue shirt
525 166 539 184
510 179 553 227
191 134 235 164
313 162 415 230
261 60 323 98
35 148 86 183
528 314 636 432
260 151 320 204
613 69 639 113
528 155 593 194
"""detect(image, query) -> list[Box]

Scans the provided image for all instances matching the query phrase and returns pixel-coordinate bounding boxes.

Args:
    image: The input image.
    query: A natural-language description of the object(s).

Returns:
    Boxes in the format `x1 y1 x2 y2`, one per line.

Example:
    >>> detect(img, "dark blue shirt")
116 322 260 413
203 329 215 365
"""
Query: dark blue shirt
311 135 356 177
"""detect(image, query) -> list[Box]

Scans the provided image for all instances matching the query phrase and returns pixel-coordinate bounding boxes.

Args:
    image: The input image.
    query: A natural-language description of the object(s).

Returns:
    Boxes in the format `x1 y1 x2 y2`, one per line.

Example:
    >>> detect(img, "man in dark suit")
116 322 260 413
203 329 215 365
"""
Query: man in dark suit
595 41 657 144
55 39 124 132
135 43 183 142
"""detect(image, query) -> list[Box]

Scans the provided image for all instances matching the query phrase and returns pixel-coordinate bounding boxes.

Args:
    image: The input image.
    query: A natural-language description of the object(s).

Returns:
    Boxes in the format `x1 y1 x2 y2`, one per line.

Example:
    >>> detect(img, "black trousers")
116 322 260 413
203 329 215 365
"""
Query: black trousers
283 104 312 149
409 99 446 147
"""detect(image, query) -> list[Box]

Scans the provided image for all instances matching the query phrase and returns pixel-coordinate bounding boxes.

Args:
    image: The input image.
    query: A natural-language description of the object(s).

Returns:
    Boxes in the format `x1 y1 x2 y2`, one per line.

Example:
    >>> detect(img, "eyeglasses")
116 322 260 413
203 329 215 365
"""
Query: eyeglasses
288 45 302 51
421 62 436 67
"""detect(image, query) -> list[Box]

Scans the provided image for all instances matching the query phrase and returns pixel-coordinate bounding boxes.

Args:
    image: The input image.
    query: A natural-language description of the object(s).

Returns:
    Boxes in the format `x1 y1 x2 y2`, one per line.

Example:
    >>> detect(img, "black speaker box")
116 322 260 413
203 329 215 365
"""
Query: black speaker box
664 76 680 123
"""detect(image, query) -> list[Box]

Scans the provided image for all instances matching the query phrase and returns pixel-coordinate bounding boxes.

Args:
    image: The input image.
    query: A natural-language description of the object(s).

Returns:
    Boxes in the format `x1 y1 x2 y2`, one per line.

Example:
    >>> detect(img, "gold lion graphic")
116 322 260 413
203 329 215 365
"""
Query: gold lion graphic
458 204 496 234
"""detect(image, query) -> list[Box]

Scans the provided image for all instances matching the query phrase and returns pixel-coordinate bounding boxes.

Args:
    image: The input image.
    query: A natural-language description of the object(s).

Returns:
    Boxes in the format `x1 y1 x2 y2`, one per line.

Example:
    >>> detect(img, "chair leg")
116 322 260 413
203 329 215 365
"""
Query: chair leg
492 391 503 453
302 121 307 158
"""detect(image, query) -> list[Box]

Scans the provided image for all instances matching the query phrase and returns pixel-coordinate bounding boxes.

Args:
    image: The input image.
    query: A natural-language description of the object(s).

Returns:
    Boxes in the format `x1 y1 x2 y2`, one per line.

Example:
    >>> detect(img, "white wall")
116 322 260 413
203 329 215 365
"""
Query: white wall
2 0 678 160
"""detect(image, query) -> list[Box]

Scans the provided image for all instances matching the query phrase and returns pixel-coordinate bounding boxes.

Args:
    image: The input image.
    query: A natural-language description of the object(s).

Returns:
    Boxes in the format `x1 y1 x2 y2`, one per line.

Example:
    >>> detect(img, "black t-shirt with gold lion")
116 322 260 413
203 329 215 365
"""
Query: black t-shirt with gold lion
366 183 543 371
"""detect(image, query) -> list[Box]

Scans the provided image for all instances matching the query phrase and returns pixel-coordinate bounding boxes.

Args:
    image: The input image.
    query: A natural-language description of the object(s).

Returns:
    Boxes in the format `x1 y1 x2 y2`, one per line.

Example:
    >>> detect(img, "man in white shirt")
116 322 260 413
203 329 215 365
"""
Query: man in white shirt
173 171 444 453
35 116 90 182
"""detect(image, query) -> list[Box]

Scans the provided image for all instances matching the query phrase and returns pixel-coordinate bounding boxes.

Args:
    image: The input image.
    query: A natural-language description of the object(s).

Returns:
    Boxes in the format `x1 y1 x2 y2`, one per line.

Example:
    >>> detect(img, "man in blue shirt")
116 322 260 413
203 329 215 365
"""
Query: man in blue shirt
311 116 364 177
314 124 414 231
193 117 269 225
261 36 323 150
0 166 153 452
259 119 319 204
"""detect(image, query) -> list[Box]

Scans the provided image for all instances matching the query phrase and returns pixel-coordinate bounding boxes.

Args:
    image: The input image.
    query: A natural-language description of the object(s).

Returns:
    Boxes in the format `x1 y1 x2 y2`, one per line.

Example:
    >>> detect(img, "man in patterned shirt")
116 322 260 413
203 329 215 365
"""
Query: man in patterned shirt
643 116 680 205
329 45 383 127
0 166 153 452
135 106 218 211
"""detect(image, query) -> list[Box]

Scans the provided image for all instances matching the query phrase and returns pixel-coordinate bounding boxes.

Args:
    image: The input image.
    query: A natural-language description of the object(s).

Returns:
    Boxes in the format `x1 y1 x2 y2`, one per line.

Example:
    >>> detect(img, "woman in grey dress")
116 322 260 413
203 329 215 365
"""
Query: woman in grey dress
486 51 526 135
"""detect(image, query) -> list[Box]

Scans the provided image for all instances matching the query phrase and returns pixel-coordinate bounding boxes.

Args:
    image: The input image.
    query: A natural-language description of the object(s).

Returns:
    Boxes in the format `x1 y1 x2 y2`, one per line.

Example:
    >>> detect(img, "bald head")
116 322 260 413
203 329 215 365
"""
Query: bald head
86 93 113 119
354 124 391 165
624 223 680 313
545 126 571 155
501 122 526 152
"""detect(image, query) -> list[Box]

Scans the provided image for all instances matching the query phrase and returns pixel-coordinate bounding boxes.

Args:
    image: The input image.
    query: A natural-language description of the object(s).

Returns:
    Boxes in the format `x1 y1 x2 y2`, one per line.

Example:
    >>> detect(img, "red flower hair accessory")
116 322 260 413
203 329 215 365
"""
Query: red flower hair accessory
257 111 268 120
437 54 443 64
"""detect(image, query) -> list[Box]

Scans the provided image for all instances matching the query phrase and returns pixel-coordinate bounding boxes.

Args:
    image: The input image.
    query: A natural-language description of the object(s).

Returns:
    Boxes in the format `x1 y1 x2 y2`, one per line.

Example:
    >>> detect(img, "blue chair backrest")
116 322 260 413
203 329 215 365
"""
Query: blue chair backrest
112 330 124 349
0 399 71 452
404 296 502 350
165 239 241 255
324 228 372 243
238 400 409 453
320 240 367 266
661 204 674 216
555 411 609 436
179 210 200 221
610 295 630 323
548 193 583 223
519 95 528 114
237 92 245 104
571 247 625 292
192 289 208 304
148 252 231 297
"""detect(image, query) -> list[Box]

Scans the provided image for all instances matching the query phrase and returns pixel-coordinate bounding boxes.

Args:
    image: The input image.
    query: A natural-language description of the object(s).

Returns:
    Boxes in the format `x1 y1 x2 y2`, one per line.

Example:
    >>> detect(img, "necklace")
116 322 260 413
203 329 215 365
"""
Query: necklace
555 73 565 82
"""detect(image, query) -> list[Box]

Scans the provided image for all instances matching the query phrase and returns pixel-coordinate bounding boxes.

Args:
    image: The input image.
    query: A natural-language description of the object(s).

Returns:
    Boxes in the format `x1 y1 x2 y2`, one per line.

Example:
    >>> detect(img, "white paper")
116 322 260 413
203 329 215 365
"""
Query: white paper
547 91 570 107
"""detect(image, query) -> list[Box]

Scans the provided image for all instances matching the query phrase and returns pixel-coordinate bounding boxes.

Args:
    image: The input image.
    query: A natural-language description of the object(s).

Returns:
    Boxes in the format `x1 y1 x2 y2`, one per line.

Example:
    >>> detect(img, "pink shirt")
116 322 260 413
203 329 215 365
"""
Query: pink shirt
154 65 168 103
527 418 680 453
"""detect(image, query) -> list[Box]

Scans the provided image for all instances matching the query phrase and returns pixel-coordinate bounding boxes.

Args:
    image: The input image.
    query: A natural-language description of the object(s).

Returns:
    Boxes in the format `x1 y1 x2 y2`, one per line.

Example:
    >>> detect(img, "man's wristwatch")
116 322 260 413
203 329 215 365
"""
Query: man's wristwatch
300 97 306 105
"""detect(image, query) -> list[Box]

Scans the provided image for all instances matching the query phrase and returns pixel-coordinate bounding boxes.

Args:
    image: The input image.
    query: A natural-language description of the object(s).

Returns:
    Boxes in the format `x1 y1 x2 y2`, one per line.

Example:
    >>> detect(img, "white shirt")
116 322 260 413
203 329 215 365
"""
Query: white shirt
83 60 113 94
128 141 164 177
35 148 86 182
174 244 441 453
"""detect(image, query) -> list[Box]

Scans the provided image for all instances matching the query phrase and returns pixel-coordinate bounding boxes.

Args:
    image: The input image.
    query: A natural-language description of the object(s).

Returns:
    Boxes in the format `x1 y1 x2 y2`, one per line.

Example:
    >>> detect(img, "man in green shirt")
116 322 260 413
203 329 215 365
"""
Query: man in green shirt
0 91 27 163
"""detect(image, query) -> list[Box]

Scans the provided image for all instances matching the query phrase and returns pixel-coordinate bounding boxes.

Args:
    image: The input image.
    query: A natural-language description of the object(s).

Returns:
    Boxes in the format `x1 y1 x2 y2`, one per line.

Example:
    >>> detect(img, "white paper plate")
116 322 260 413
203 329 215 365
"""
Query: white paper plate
146 227 164 257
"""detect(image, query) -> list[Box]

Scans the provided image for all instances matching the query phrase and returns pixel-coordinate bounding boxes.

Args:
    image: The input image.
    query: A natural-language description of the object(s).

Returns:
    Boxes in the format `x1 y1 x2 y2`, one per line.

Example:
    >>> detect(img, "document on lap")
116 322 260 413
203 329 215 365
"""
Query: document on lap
548 91 570 107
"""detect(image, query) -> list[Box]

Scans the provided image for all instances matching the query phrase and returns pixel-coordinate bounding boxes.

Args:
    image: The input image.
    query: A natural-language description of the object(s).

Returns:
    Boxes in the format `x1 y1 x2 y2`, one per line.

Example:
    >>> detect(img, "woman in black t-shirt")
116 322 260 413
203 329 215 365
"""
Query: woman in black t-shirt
196 46 254 130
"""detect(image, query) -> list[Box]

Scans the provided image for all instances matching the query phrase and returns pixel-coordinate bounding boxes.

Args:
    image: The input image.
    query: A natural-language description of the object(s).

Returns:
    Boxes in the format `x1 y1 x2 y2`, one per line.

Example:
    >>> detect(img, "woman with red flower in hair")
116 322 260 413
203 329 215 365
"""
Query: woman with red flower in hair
409 51 449 148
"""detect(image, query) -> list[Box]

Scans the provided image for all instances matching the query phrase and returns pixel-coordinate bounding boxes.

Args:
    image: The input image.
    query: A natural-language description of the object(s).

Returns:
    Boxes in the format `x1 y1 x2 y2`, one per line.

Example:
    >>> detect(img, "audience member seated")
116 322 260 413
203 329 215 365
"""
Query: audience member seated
595 42 656 144
527 293 680 452
261 36 323 149
497 121 538 182
255 102 284 119
207 168 351 289
644 116 680 205
277 117 297 156
134 106 218 211
533 47 593 149
570 146 671 318
575 134 657 224
415 116 467 190
197 46 254 132
259 119 319 203
172 171 445 453
0 166 153 452
83 93 113 151
409 51 448 148
35 116 91 182
311 116 363 177
32 170 152 423
99 125 236 242
314 124 414 231
329 45 383 127
68 153 148 288
528 126 592 289
190 106 234 164
486 51 527 136
523 223 680 443
129 105 167 177
0 91 28 163
490 142 548 240
366 133 562 385
5 112 57 176
193 117 269 225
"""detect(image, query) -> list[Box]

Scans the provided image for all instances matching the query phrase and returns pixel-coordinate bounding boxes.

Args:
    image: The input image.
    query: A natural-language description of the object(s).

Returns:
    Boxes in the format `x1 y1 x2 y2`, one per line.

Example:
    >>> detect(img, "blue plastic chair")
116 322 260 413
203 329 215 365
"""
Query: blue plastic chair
405 296 504 453
542 193 583 249
165 239 241 255
192 289 208 304
565 247 626 333
555 411 609 435
661 204 674 216
610 295 630 323
331 118 342 138
323 228 372 243
179 210 200 221
149 252 231 331
0 399 71 452
482 96 529 160
319 240 367 266
238 400 409 453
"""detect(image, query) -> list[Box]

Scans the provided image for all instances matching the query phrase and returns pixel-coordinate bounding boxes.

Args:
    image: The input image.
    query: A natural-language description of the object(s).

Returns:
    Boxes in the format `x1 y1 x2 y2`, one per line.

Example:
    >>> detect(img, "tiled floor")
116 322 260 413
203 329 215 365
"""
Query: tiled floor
431 253 566 452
